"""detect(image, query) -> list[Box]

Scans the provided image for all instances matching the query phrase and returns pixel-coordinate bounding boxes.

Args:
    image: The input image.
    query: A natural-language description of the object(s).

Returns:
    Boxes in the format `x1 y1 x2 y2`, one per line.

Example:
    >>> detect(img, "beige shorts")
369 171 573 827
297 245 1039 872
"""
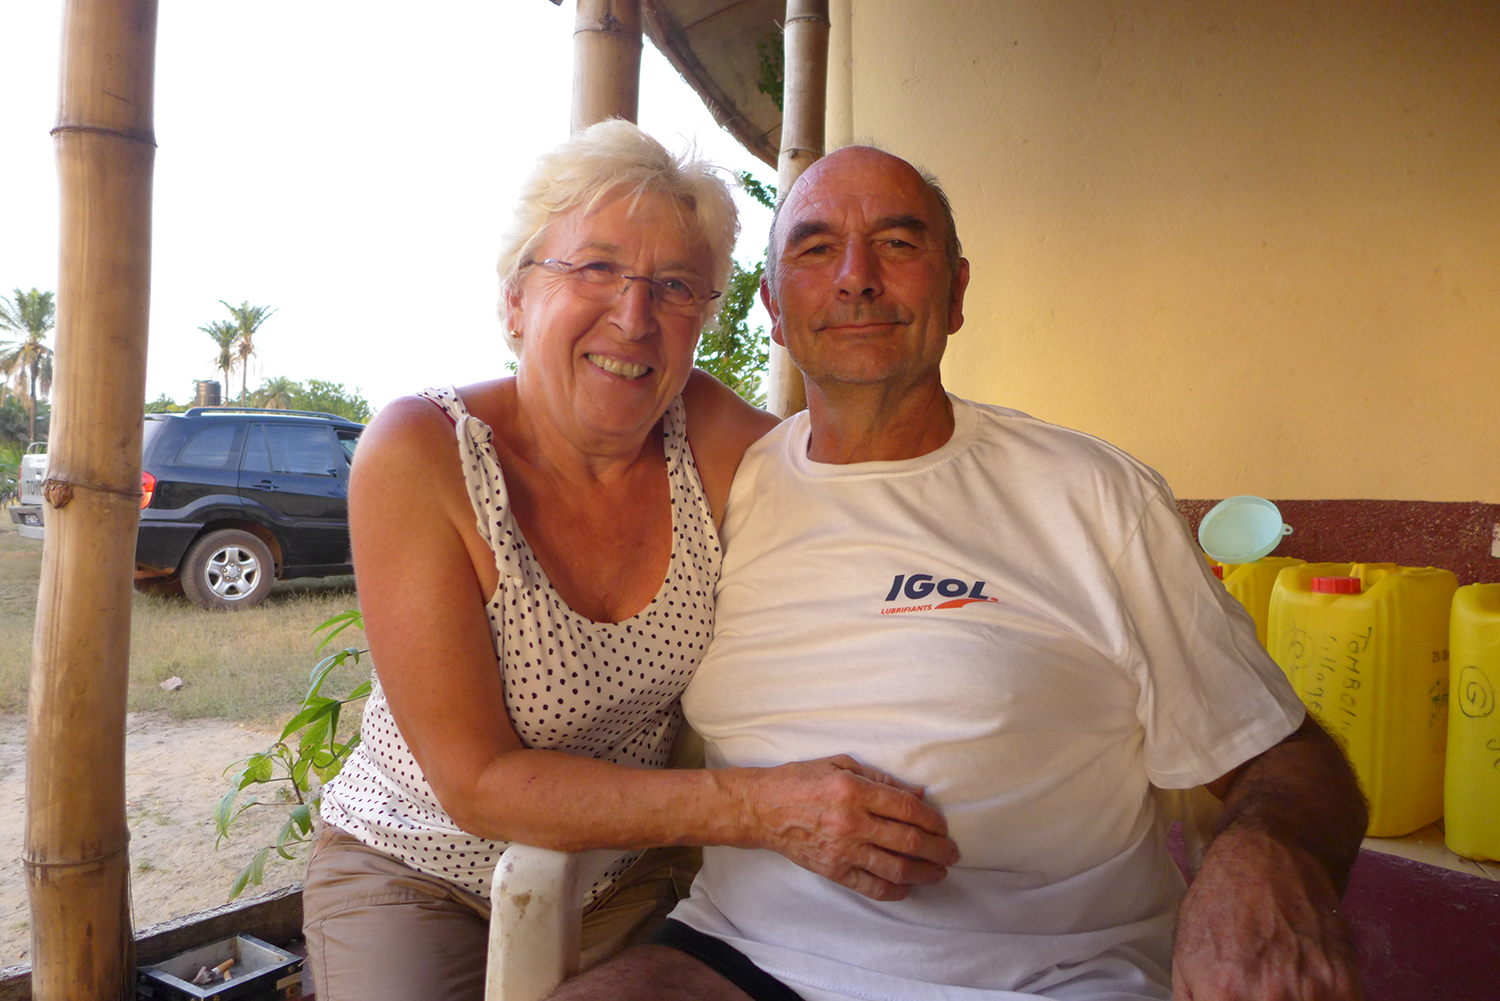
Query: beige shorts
303 826 700 1001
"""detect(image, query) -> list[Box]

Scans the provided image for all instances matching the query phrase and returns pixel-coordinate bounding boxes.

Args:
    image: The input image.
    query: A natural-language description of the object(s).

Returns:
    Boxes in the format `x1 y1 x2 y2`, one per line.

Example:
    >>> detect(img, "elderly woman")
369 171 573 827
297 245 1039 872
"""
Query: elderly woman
301 121 958 1001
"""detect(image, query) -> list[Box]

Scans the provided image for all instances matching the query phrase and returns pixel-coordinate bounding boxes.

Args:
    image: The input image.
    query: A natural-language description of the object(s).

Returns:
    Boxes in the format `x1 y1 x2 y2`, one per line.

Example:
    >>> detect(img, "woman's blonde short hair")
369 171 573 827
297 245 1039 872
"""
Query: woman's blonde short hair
498 120 739 355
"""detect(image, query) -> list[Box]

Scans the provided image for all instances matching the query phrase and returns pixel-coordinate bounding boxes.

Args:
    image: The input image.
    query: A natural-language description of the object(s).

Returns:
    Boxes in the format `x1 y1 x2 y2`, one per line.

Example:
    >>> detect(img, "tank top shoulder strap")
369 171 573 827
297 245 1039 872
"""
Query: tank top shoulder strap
659 394 718 534
660 395 689 473
416 386 523 582
415 385 465 425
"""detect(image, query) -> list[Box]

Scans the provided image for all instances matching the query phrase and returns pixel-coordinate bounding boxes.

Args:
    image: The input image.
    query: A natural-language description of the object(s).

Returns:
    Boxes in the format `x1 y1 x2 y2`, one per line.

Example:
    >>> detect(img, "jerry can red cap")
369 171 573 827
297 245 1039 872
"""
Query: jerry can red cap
1312 576 1362 594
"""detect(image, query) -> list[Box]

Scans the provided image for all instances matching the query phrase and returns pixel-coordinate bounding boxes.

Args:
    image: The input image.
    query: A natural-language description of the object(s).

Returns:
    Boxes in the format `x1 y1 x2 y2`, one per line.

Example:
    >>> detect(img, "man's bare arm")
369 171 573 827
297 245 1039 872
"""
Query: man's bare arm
1173 715 1368 1001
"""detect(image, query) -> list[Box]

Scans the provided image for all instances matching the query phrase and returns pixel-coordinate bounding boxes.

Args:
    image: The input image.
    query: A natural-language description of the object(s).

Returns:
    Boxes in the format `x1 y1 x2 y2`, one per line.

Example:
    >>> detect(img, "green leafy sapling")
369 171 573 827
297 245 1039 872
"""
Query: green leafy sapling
216 609 369 899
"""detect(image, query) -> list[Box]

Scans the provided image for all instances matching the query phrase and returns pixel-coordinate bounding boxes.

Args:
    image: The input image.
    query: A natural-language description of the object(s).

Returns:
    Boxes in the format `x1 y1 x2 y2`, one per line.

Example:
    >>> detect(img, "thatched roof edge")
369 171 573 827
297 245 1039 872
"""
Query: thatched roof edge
641 1 782 168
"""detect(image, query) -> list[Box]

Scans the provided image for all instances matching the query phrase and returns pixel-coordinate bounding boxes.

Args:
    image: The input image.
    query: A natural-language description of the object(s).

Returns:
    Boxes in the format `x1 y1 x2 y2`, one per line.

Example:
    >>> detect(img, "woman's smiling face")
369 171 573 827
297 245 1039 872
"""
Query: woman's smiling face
507 188 715 451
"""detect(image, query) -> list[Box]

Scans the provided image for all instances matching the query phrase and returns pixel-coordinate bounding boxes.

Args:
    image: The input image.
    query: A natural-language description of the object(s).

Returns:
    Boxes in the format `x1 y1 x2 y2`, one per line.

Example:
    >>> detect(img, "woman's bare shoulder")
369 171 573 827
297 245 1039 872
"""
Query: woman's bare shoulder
360 381 512 461
680 370 780 525
356 394 455 467
347 395 485 588
681 369 779 449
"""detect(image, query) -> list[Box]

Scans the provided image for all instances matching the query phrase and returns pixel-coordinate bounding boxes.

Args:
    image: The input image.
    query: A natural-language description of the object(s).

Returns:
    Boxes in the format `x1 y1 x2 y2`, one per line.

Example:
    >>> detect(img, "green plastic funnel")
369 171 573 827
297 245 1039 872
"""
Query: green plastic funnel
1198 495 1293 564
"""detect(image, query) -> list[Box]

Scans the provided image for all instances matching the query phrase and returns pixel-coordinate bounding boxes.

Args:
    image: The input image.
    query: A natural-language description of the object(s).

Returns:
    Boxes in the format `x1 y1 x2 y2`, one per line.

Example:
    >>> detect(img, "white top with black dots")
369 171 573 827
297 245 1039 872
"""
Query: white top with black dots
319 385 722 901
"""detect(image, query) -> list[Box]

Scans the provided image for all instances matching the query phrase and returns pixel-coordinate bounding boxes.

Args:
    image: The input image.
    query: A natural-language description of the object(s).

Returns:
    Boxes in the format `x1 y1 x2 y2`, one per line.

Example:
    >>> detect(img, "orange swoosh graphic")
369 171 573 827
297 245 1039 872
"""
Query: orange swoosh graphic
934 597 1001 610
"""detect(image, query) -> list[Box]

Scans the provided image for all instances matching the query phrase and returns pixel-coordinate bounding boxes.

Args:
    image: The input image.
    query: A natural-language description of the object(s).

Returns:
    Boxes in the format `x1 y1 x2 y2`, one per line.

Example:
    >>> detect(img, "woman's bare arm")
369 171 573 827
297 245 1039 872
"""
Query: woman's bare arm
348 395 957 901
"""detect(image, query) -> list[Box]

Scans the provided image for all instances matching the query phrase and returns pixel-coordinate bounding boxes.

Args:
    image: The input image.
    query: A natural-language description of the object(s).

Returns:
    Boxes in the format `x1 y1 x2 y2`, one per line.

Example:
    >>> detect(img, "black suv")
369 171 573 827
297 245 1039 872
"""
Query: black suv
135 407 363 609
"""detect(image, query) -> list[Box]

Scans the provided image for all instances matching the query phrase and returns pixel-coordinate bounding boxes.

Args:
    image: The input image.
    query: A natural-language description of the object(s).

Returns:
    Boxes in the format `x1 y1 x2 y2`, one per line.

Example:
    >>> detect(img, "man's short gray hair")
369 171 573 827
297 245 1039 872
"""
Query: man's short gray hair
763 150 962 299
497 120 739 355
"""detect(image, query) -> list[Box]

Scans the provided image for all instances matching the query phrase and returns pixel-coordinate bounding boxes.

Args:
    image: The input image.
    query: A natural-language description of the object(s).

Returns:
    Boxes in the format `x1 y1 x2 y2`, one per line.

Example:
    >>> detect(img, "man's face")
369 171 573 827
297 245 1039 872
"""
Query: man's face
763 147 969 392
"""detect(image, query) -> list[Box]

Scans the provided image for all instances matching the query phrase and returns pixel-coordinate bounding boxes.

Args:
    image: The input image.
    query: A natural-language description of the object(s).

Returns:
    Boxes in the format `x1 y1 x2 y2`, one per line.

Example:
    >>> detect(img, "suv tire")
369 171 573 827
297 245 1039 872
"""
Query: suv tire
181 529 275 610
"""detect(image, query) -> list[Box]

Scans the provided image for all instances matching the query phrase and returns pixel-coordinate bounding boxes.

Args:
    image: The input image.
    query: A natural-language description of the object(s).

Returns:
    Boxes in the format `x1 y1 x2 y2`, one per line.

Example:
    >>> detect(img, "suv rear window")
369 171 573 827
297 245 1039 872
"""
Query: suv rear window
141 417 166 456
176 425 239 468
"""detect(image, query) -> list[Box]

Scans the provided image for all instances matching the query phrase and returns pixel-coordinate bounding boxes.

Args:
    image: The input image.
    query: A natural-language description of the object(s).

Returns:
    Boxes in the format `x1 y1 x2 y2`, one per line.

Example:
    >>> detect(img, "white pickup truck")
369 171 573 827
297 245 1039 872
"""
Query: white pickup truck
9 443 46 540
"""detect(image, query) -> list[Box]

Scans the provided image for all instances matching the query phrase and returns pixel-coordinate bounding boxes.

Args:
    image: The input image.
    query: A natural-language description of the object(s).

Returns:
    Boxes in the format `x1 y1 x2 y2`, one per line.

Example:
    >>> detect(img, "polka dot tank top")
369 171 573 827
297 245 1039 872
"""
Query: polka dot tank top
319 386 721 901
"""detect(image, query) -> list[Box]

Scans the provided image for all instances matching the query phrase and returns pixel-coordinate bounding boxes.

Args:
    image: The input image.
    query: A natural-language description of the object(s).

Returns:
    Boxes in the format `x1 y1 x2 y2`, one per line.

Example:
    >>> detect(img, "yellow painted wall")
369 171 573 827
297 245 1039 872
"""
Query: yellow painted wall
841 0 1500 502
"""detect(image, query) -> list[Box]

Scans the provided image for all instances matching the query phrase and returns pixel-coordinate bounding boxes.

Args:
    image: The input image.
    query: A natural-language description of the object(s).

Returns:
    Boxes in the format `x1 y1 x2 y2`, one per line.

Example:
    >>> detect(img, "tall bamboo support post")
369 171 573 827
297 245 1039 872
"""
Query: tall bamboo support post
826 0 854 149
766 0 830 418
26 1 158 997
572 0 642 131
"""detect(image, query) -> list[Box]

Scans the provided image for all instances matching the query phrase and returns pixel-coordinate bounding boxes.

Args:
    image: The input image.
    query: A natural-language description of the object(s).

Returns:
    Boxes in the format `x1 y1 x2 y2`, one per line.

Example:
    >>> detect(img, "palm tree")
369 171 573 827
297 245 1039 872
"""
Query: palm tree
252 375 299 409
0 288 57 443
201 319 239 398
219 300 277 404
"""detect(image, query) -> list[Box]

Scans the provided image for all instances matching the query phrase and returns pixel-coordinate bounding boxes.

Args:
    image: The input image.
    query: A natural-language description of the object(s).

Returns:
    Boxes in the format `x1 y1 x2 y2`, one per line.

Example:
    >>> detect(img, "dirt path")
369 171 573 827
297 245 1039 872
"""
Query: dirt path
0 712 305 967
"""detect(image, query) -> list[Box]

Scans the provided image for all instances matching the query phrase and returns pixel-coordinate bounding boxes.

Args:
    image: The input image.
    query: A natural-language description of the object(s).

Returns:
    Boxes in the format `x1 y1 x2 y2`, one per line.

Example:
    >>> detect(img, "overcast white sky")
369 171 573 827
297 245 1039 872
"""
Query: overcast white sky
0 1 776 412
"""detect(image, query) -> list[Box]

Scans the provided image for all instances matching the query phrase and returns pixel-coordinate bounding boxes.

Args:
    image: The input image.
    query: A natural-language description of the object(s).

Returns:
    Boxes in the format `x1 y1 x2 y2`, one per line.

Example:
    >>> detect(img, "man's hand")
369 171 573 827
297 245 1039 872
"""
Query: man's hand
1174 716 1366 1000
1173 828 1361 1000
733 755 960 901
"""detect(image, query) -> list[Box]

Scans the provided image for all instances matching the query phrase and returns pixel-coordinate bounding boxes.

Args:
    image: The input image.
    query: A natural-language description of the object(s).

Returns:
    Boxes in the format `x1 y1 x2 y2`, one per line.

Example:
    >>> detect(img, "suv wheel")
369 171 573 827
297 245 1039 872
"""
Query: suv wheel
181 529 275 610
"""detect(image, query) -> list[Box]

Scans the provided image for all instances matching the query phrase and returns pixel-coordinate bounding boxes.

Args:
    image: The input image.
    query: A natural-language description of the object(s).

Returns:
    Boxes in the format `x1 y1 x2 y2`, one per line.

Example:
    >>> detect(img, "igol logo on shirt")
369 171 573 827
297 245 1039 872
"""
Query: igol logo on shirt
881 573 1000 615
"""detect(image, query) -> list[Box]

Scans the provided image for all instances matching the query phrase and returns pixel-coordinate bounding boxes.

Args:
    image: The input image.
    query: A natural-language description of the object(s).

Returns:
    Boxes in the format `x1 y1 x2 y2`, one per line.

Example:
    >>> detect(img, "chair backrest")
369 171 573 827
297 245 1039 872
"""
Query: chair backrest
485 846 627 1001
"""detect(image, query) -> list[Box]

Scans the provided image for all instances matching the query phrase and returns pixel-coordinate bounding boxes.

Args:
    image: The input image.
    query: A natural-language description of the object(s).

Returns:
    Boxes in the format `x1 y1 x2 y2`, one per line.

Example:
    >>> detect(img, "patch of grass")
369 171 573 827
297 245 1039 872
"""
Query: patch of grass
0 527 43 713
0 525 367 726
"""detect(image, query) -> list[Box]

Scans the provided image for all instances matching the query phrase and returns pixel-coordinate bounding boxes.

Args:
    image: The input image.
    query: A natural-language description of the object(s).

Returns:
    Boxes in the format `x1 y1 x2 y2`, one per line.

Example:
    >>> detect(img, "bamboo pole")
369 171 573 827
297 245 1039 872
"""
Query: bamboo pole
571 0 642 131
26 2 158 998
826 0 854 149
766 0 830 419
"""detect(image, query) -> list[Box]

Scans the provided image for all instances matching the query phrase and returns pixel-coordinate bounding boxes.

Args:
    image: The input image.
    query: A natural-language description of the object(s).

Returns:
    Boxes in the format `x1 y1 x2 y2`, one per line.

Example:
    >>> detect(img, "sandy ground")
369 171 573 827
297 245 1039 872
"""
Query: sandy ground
0 712 304 967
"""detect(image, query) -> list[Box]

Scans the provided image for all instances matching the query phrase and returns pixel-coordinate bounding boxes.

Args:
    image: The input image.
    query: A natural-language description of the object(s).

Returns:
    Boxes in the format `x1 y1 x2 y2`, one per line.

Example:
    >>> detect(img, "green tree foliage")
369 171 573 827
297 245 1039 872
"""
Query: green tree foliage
0 288 56 444
249 377 372 423
144 394 185 414
757 35 785 112
0 441 19 499
0 397 48 451
0 397 33 448
252 375 300 410
217 300 278 404
201 319 239 394
692 172 778 407
737 171 777 212
696 261 770 408
292 379 372 423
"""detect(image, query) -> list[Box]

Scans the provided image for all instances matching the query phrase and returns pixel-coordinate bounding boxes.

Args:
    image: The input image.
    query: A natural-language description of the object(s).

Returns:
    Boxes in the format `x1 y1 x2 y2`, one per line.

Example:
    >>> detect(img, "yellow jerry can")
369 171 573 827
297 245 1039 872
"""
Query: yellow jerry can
1211 556 1306 647
1267 563 1459 837
1445 583 1500 861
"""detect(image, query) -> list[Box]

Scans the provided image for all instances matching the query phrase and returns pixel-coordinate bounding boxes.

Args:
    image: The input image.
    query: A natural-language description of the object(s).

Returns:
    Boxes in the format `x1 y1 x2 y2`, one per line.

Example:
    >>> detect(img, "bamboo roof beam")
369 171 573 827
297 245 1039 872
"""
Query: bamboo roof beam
26 1 158 997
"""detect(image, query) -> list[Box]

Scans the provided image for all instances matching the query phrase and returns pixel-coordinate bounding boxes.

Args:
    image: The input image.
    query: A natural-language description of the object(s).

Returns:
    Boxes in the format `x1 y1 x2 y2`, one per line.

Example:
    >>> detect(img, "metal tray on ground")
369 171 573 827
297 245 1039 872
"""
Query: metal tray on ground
136 934 302 1000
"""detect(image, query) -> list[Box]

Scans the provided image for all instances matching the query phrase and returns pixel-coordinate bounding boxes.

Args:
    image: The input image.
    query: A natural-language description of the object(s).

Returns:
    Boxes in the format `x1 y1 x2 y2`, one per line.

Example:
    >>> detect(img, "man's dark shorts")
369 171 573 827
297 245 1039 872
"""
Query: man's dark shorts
646 919 805 1001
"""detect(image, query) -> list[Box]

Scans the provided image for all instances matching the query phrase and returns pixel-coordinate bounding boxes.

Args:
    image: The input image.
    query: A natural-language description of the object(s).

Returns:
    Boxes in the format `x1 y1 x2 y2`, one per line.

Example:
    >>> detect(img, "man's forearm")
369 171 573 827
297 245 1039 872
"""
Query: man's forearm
1208 715 1367 894
1172 715 1367 1000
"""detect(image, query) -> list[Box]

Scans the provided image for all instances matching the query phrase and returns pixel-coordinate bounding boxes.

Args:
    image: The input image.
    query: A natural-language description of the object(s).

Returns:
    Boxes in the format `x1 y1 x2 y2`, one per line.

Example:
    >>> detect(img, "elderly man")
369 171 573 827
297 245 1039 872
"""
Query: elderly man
554 147 1367 1001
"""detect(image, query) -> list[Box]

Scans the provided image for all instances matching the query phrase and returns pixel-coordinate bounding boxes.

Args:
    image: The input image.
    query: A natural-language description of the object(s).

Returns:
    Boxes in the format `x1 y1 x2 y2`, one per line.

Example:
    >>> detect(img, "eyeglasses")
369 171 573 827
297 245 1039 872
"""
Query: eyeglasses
525 258 721 315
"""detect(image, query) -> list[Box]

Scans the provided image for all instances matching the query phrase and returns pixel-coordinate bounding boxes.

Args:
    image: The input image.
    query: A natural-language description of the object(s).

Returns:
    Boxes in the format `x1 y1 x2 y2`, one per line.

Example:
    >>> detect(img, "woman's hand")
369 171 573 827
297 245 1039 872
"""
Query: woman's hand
730 755 960 901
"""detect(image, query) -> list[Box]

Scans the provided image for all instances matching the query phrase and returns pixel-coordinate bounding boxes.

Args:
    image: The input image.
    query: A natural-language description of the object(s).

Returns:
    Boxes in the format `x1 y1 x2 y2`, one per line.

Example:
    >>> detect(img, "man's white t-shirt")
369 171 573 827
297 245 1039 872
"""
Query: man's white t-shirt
671 397 1306 1001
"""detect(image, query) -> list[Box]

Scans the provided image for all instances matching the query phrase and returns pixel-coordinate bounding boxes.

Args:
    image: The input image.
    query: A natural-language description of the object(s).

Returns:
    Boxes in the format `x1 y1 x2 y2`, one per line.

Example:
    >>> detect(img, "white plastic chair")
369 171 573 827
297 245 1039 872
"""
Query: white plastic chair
484 845 623 1001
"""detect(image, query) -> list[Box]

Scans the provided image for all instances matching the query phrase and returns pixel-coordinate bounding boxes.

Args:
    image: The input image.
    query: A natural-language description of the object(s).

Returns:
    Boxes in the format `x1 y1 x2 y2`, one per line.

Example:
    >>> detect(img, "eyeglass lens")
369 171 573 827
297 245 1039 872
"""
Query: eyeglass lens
536 260 714 312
